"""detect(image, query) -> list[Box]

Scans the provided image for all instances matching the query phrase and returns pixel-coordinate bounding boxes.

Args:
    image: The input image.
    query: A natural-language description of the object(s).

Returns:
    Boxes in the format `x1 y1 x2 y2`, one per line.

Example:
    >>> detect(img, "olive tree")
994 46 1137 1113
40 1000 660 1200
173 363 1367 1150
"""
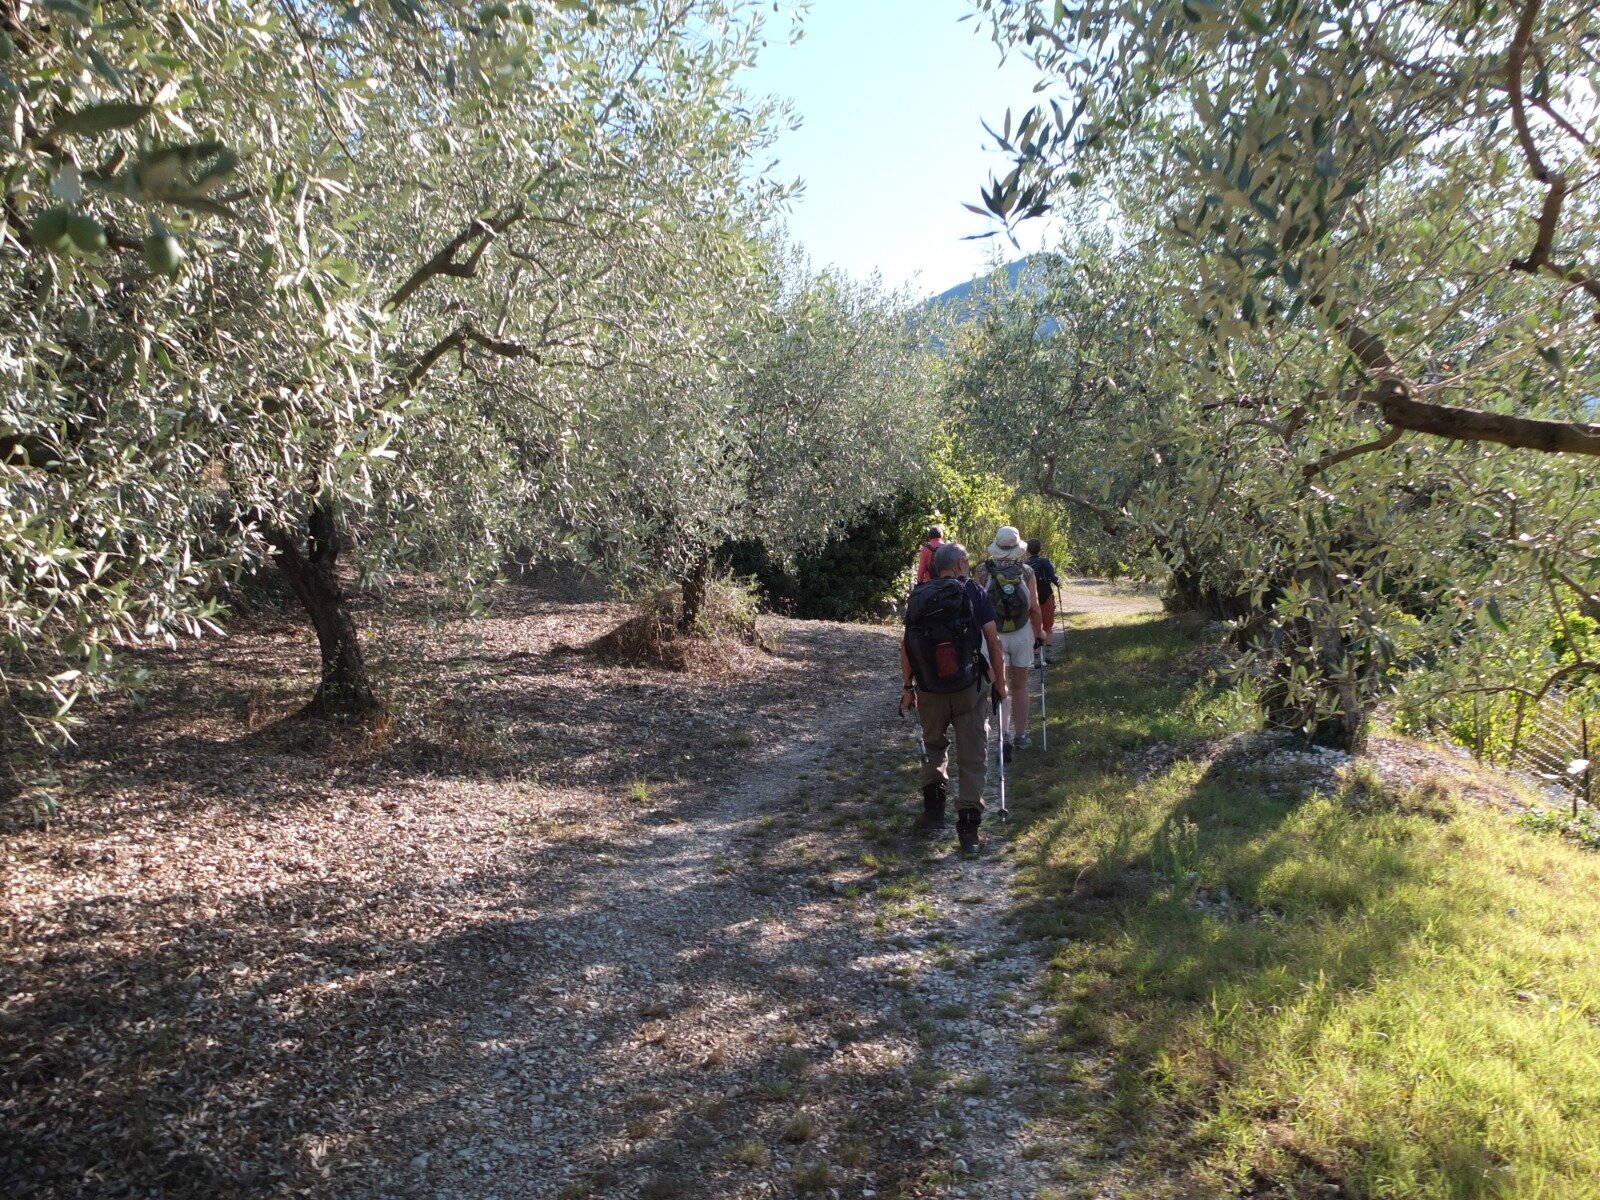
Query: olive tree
944 222 1600 747
596 247 943 629
979 0 1600 452
955 0 1600 748
941 246 1172 570
2 0 785 741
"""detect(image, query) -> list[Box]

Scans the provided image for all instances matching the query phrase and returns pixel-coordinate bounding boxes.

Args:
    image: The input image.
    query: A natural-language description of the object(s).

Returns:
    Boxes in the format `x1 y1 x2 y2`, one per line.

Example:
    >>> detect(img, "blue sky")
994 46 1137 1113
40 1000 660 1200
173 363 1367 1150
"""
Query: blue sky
740 1 1055 299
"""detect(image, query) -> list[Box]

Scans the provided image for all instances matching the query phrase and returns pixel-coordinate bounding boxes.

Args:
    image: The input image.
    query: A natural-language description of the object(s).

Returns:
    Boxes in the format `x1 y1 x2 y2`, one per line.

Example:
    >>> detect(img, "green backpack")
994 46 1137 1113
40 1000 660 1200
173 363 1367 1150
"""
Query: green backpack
984 560 1031 633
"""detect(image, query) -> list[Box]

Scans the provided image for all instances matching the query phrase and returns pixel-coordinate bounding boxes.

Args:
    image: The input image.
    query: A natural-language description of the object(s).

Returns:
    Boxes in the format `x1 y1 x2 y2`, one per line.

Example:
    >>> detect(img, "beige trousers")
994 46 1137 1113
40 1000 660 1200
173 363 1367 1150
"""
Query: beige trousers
916 681 989 813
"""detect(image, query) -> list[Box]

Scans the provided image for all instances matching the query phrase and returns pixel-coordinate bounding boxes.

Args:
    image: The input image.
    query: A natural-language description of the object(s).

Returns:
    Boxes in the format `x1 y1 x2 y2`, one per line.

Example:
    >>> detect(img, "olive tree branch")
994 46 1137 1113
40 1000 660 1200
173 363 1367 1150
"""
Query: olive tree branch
1033 450 1126 536
1505 0 1600 310
1331 314 1600 455
1301 426 1404 482
384 204 527 312
1454 659 1600 703
404 322 540 389
277 0 356 161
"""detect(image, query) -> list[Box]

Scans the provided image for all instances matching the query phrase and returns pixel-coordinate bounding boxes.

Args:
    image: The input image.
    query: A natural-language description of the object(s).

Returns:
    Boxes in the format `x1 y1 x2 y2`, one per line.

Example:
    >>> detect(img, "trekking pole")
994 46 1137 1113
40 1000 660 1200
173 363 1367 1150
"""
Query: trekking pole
1040 656 1048 753
899 700 927 763
992 685 1008 819
1033 636 1049 753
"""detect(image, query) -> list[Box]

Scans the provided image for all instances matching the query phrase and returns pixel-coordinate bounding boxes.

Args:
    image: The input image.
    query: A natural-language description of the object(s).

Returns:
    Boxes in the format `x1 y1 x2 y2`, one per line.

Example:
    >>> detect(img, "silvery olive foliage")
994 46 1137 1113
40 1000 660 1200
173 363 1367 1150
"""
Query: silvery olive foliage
592 245 943 604
979 0 1600 444
941 244 1170 567
947 233 1540 747
724 253 942 562
959 0 1600 747
2 0 793 743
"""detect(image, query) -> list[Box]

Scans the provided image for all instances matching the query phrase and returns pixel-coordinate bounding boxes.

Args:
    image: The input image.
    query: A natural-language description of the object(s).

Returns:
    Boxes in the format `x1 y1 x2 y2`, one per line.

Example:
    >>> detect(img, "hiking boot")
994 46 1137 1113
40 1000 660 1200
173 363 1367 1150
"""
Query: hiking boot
956 809 983 858
1002 738 1014 764
1015 732 1033 750
916 781 947 833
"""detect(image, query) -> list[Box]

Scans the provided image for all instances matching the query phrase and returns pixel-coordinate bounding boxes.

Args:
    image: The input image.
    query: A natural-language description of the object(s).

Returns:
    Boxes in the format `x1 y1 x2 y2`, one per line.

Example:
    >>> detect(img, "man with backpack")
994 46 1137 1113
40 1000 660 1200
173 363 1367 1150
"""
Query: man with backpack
974 526 1045 755
915 525 944 585
1025 537 1063 664
901 541 1007 857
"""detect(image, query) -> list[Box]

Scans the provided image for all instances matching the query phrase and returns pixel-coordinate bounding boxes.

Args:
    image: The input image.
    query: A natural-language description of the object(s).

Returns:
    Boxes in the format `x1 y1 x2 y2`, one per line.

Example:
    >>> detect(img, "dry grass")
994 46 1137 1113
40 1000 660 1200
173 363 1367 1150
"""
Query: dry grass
781 1108 815 1143
791 1161 835 1192
588 577 765 675
727 1140 769 1167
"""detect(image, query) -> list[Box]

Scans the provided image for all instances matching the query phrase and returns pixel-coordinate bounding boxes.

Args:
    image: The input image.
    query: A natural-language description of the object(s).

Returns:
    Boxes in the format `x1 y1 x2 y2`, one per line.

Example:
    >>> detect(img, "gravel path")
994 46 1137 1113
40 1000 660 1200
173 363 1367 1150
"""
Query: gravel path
396 580 1165 1200
4 579 1164 1200
1056 578 1164 622
376 614 1071 1200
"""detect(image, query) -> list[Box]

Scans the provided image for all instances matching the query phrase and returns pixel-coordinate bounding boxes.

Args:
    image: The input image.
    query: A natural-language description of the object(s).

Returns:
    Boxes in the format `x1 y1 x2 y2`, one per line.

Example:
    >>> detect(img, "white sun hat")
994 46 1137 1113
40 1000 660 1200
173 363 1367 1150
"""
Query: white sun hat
986 525 1025 560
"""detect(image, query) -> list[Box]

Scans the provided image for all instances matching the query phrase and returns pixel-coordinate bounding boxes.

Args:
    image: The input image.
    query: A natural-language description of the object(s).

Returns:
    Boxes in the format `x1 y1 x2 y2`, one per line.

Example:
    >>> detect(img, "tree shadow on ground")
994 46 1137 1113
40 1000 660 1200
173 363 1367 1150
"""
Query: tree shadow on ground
14 587 878 842
5 779 941 1200
6 584 943 1199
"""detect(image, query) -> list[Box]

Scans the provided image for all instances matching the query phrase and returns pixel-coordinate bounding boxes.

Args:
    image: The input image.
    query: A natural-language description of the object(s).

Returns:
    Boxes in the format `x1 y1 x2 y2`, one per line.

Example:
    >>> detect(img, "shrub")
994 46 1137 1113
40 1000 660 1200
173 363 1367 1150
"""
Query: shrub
589 576 763 674
720 489 931 621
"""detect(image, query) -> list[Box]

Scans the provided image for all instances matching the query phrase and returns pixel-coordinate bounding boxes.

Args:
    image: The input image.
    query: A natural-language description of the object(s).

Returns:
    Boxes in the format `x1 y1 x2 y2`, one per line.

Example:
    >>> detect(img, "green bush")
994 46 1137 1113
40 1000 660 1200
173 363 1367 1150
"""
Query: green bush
719 491 931 621
719 464 1097 623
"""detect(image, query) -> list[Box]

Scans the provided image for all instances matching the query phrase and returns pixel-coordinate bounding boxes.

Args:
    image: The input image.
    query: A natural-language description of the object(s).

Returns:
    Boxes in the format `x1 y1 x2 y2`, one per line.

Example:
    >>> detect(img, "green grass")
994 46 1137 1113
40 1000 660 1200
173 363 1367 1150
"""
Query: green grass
953 1070 993 1096
727 1139 769 1167
790 1161 834 1191
781 1108 815 1142
1010 612 1600 1199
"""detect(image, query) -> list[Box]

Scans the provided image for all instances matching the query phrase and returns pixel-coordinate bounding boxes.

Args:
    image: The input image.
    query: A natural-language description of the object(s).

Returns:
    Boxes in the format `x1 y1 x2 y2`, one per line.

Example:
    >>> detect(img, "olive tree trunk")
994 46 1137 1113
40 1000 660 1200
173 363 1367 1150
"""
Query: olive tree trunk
678 550 711 635
1248 565 1370 752
270 501 382 721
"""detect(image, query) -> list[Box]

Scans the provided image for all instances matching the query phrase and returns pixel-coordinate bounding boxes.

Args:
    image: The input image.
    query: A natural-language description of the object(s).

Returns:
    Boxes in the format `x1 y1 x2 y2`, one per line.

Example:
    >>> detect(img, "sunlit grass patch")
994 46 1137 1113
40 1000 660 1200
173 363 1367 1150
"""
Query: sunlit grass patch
781 1108 815 1142
953 1070 993 1096
727 1139 769 1167
1013 611 1600 1198
753 1077 795 1102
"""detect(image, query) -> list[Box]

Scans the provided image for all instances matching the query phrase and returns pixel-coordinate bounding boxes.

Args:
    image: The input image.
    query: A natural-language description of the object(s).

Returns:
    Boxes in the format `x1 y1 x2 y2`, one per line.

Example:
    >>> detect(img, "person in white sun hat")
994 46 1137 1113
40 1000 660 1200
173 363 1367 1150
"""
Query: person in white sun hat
974 526 1045 757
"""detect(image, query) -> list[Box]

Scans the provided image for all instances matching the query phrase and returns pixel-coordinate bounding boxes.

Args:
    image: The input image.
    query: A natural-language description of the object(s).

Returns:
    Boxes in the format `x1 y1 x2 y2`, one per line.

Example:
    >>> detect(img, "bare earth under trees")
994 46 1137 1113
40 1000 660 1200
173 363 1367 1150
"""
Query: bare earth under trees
0 580 1151 1199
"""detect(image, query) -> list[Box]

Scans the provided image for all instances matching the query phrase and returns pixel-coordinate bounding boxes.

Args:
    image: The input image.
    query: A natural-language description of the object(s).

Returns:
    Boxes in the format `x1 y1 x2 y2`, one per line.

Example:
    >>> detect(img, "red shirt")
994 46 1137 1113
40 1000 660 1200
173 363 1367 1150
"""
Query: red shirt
916 538 943 584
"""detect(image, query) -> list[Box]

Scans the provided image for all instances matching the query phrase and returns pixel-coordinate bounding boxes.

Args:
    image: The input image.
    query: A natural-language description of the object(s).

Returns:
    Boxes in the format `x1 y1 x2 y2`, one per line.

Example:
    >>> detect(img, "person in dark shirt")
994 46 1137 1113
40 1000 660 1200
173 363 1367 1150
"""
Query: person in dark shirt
1026 537 1063 663
901 542 1006 857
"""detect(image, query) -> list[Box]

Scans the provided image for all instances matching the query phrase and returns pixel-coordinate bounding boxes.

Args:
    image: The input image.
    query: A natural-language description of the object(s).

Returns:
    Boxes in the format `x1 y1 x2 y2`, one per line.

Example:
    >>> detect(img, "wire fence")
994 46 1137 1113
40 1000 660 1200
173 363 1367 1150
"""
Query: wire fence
1492 690 1593 816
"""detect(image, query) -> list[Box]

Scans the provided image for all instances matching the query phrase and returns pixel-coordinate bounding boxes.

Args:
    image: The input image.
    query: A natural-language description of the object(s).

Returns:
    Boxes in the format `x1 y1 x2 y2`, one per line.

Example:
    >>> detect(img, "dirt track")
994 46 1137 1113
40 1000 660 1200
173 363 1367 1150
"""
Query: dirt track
2 579 1161 1199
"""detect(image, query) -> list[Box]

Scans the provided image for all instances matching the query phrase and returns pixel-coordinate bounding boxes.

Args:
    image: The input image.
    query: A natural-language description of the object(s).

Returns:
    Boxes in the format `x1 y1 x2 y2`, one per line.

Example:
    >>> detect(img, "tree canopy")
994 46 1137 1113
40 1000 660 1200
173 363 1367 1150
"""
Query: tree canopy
2 0 940 750
949 0 1600 748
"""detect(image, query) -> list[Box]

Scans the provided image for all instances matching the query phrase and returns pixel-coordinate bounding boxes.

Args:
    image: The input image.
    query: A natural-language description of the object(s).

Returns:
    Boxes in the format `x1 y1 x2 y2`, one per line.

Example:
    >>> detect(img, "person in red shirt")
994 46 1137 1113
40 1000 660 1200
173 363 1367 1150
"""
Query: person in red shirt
915 526 944 585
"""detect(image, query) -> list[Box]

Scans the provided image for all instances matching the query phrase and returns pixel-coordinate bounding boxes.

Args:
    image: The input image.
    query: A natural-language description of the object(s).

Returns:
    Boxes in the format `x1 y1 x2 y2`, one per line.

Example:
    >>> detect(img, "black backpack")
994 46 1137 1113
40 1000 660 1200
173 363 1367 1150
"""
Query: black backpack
984 560 1031 632
904 578 985 693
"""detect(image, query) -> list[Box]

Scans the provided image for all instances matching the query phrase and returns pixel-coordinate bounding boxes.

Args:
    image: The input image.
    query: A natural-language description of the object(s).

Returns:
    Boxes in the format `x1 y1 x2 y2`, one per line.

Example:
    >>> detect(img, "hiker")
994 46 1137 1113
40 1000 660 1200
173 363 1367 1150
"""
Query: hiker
902 541 1007 857
973 526 1044 755
915 525 944 585
1025 537 1063 664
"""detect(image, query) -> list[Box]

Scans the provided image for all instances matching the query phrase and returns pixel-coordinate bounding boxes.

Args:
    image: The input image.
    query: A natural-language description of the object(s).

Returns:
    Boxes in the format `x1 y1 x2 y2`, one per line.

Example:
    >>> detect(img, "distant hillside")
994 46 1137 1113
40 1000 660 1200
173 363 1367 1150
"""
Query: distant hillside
925 256 1039 311
922 254 1058 336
